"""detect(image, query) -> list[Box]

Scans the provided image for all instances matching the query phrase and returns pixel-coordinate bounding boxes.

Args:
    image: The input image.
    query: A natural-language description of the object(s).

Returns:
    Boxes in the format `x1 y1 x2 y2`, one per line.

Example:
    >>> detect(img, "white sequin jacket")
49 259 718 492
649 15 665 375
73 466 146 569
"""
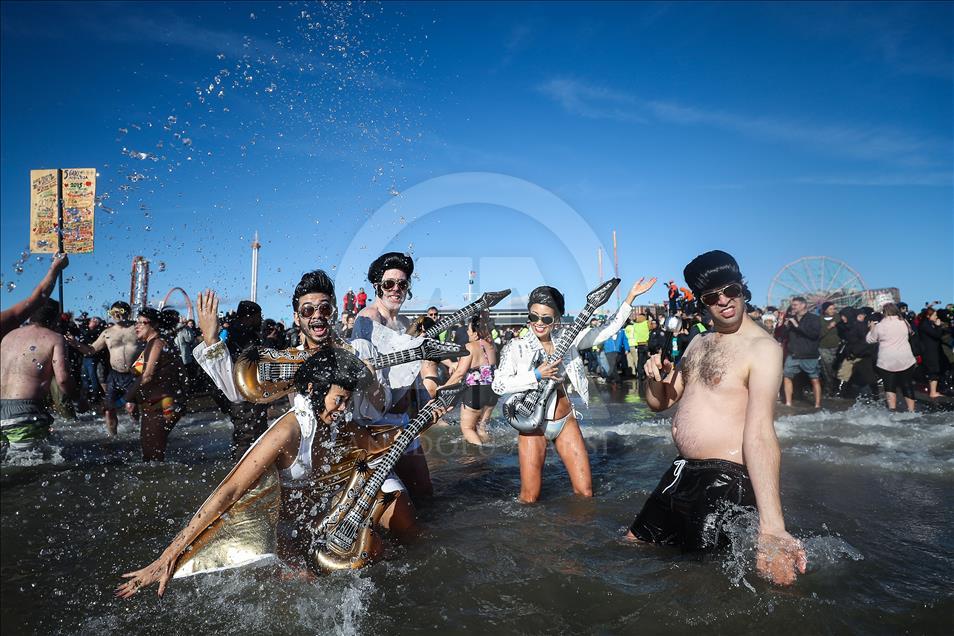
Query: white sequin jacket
491 300 633 407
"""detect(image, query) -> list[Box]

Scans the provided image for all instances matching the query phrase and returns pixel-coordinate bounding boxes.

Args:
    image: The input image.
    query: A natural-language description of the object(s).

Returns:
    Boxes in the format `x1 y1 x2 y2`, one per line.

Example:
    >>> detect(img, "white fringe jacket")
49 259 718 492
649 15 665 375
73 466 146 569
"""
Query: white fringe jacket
491 300 633 408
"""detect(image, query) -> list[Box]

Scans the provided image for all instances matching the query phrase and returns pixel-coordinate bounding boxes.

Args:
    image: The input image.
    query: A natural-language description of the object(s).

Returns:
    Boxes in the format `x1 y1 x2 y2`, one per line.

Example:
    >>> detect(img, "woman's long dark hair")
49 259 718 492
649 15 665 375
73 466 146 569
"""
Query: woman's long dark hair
294 348 372 417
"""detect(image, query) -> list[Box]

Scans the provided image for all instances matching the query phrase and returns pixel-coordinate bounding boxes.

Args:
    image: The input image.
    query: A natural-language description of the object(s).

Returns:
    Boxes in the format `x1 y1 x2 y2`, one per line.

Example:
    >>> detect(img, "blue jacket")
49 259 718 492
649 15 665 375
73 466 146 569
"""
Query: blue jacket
602 329 629 354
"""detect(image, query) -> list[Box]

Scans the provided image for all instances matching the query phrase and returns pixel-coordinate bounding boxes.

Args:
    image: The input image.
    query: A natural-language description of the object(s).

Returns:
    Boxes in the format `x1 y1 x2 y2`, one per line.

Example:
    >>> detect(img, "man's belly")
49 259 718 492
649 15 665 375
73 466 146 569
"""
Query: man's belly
671 390 747 462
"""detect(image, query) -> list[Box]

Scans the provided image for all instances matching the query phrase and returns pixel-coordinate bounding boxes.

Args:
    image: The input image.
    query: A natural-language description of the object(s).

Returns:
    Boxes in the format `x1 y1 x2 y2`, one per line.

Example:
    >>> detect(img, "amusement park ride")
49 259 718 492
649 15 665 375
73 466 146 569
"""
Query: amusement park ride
767 256 898 310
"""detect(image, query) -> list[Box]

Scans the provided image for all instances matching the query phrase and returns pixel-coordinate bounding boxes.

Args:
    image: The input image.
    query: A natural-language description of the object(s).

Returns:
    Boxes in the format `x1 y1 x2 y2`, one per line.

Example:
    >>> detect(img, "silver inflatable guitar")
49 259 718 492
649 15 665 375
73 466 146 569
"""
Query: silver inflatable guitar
503 278 620 433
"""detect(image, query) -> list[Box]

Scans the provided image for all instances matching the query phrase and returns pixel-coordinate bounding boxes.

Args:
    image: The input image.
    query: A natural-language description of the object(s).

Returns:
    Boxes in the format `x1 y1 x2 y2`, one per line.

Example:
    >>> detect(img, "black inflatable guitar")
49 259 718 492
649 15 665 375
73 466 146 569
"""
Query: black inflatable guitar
313 383 464 571
423 289 511 338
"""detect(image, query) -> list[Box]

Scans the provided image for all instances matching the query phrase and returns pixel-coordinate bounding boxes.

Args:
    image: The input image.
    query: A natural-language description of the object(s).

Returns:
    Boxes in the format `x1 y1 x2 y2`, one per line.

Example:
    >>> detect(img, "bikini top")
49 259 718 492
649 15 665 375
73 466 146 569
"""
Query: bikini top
465 340 496 386
131 339 174 376
278 394 336 488
132 351 146 375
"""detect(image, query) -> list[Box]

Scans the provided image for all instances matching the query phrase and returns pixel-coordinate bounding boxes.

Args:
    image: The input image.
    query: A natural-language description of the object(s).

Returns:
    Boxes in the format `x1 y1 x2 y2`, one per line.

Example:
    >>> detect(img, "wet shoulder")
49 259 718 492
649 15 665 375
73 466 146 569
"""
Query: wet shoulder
271 410 303 447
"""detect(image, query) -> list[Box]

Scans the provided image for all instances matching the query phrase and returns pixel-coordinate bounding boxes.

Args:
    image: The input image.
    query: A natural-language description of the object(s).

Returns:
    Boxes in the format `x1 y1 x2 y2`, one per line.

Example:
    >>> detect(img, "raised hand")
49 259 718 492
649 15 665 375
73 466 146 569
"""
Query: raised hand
50 252 69 273
756 531 807 586
644 353 672 382
625 277 658 303
196 289 221 346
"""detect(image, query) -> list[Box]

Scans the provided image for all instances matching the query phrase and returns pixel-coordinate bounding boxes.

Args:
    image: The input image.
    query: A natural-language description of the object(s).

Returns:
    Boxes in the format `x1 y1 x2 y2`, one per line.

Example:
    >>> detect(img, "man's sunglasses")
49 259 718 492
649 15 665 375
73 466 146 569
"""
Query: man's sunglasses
379 278 410 292
527 312 555 325
701 282 744 306
298 301 334 319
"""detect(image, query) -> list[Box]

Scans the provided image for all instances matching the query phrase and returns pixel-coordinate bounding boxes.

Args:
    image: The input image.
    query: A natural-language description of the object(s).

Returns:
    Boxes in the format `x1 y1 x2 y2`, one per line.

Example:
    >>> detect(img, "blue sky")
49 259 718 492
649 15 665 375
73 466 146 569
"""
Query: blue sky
2 1 951 323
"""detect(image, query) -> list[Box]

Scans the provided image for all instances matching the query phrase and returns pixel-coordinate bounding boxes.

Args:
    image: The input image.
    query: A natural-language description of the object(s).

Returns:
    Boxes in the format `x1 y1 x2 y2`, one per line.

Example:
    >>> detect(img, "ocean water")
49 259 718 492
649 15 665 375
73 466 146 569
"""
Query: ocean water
2 389 952 635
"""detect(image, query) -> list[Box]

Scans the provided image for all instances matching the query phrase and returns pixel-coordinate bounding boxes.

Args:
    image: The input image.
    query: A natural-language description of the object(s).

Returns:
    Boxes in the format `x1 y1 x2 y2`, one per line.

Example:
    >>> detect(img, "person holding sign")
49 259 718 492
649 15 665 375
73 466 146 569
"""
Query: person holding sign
0 253 68 340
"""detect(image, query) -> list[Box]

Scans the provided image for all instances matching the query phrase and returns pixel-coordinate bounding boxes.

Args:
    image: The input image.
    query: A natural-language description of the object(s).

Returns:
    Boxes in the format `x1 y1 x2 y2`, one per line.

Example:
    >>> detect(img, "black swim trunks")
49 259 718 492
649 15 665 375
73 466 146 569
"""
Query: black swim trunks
104 369 135 409
461 384 498 411
629 457 756 551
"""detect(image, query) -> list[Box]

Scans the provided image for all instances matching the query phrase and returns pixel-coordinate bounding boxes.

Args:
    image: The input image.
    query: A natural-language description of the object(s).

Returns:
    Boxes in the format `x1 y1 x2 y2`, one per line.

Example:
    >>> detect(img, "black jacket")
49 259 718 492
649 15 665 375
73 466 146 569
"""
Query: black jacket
784 312 822 359
918 319 943 373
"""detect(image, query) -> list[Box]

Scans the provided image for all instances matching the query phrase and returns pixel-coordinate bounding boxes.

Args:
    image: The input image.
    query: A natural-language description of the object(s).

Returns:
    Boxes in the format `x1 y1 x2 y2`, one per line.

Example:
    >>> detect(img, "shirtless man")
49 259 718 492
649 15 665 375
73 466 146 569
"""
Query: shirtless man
627 250 807 586
354 252 433 499
67 301 141 436
0 299 76 458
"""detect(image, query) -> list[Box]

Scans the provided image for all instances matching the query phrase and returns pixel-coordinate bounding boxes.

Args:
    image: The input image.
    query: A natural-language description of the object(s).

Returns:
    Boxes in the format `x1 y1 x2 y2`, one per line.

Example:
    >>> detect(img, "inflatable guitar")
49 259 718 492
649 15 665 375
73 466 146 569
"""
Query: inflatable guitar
313 382 464 571
234 339 466 403
423 289 512 338
503 278 620 434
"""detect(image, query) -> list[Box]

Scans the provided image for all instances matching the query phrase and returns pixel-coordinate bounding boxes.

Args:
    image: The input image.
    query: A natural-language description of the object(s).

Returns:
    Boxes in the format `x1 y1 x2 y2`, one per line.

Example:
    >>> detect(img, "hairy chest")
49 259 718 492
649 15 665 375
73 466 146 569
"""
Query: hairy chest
680 336 745 390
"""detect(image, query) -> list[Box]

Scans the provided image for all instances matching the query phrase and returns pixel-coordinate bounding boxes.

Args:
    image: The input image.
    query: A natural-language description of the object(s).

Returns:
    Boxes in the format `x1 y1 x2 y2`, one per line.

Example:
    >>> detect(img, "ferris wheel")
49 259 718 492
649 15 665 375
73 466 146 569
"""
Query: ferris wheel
766 256 866 310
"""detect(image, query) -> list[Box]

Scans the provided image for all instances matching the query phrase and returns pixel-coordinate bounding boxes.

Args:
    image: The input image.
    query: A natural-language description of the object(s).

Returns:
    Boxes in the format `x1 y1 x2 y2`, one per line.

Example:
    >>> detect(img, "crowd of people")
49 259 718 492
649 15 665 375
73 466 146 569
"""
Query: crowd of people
2 250 950 594
579 296 954 411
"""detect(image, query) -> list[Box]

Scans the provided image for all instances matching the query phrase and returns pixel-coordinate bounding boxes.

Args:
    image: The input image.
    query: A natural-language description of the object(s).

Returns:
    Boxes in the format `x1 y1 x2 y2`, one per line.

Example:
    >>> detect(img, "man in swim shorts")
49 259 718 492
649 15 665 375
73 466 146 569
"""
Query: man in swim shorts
67 301 141 436
0 299 75 459
629 250 807 586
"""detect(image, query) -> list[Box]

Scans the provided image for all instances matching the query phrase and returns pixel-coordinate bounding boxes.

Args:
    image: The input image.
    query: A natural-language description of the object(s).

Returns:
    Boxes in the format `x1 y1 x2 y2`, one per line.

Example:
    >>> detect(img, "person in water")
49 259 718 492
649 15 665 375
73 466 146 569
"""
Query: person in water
445 311 498 445
492 277 657 503
116 348 444 597
0 298 75 459
193 270 417 537
354 252 433 499
628 250 807 586
66 300 142 437
123 307 185 462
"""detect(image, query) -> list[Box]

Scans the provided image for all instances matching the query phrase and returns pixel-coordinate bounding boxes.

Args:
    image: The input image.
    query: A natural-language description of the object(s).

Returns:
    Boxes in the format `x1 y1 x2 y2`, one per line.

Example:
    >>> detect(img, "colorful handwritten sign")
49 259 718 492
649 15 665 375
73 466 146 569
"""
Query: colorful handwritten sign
29 169 58 252
29 168 96 253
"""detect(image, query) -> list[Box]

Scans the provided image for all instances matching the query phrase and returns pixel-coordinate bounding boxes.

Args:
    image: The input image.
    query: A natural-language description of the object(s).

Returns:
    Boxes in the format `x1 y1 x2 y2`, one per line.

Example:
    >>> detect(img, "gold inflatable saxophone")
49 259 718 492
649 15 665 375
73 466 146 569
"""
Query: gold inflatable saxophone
234 339 466 403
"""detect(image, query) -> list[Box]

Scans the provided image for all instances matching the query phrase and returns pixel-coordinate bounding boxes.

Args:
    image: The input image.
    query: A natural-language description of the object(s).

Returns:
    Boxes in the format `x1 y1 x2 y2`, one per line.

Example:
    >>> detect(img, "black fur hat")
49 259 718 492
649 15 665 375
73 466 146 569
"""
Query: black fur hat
368 252 414 285
683 250 751 301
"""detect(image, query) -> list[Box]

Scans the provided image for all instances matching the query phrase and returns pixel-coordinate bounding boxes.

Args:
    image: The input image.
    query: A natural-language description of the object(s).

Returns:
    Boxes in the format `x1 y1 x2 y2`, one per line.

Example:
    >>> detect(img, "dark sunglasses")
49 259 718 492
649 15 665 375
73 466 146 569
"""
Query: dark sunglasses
298 301 334 319
379 278 410 292
527 312 555 325
700 282 744 306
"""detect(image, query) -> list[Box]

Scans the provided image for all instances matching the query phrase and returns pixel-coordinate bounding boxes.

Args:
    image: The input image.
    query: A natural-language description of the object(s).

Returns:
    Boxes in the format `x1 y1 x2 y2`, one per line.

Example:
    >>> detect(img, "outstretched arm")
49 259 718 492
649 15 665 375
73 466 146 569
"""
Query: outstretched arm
116 416 296 598
742 339 806 586
576 277 657 350
0 253 68 339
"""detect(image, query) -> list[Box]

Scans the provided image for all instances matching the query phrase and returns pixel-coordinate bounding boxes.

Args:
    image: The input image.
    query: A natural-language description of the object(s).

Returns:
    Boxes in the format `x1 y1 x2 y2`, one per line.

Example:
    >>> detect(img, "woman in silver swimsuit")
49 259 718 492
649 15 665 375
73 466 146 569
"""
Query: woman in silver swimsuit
492 279 656 503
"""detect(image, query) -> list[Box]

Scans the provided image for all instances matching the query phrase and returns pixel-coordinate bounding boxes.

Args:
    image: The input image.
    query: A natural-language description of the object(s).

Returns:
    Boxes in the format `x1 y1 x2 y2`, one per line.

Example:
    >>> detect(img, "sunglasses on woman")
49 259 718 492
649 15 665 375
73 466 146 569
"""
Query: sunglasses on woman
379 278 410 292
297 301 334 319
527 312 555 325
700 282 743 306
